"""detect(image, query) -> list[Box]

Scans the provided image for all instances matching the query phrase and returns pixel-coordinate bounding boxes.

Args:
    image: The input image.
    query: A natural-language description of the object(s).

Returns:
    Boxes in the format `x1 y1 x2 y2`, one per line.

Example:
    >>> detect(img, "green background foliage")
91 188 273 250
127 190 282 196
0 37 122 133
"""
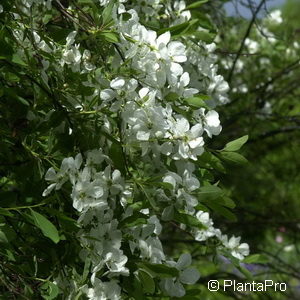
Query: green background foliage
0 0 300 299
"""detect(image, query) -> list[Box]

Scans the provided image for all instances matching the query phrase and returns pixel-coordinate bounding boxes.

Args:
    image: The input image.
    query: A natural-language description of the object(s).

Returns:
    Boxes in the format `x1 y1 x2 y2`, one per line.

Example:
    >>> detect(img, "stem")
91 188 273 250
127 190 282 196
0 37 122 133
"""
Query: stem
227 0 266 84
2 203 47 211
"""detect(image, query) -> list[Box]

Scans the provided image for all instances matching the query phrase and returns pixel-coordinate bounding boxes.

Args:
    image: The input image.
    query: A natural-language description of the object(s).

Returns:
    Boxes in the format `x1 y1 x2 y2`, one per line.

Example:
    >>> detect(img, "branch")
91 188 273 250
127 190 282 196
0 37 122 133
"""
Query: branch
227 0 266 83
248 126 300 143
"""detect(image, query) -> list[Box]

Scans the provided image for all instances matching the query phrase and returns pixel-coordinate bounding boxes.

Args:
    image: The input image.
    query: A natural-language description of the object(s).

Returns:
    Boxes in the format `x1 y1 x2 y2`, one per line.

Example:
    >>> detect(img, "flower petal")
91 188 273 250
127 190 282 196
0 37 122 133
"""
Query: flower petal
180 267 200 284
177 253 192 270
110 78 125 90
100 89 116 101
157 31 170 47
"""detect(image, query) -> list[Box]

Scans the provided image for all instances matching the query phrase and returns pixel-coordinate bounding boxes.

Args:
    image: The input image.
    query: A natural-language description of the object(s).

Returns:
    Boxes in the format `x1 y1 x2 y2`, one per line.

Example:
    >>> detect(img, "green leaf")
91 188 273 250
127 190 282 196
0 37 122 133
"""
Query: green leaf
4 249 16 262
185 289 201 296
16 96 30 106
139 186 158 211
243 254 269 264
165 92 178 101
223 135 249 152
5 72 20 82
0 208 14 217
78 0 94 3
205 202 237 221
174 209 206 229
162 206 174 221
0 229 9 244
201 194 236 210
138 270 155 294
44 208 79 231
123 276 146 300
30 209 60 244
99 31 119 43
119 212 148 228
198 185 223 201
0 224 16 244
11 53 27 66
193 30 216 43
185 95 210 109
220 197 236 209
0 31 13 59
184 0 209 10
129 201 144 212
139 262 179 278
196 152 226 173
159 19 199 37
236 265 253 280
133 276 147 300
150 182 174 190
219 152 248 165
42 14 53 24
102 1 115 26
109 141 126 175
193 11 215 31
158 21 190 36
82 258 91 283
180 296 199 300
41 281 59 300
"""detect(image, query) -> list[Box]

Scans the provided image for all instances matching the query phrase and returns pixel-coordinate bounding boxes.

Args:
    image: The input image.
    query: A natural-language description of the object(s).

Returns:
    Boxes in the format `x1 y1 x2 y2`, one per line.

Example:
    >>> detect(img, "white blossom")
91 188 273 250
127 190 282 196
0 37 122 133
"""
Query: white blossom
38 1 251 297
160 254 200 297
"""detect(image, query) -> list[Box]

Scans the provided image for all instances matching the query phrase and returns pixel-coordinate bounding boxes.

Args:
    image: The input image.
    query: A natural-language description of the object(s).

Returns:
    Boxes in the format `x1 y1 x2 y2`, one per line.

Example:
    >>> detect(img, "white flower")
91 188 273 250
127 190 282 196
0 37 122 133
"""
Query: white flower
160 254 200 297
244 38 259 54
221 236 250 260
87 278 121 300
152 31 186 63
126 105 169 143
163 172 182 190
111 78 126 90
172 0 191 24
268 10 283 25
86 148 107 167
100 78 137 112
61 45 81 68
104 249 128 275
33 32 52 53
66 31 77 46
194 211 217 241
148 215 162 235
71 167 106 212
151 32 187 86
102 166 124 196
42 154 82 196
173 72 199 98
170 116 204 160
161 278 186 298
163 162 200 209
82 50 95 71
204 110 222 137
36 2 249 296
194 109 222 138
138 236 165 263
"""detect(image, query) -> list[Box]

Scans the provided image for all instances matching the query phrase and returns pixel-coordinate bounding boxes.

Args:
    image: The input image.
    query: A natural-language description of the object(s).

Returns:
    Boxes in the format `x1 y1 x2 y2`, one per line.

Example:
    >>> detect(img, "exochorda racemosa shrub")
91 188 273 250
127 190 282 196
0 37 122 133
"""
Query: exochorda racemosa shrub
0 0 250 298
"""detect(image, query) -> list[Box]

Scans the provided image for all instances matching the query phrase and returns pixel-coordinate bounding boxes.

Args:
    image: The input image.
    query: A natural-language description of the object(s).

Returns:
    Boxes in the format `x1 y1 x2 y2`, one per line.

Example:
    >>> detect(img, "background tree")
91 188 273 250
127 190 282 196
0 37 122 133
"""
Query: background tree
1 0 299 299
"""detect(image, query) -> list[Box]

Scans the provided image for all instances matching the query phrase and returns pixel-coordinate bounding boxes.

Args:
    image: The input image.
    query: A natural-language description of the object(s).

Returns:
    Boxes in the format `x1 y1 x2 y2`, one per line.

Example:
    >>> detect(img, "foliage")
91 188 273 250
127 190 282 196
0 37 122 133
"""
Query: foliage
1 0 299 299
202 1 300 299
0 0 251 299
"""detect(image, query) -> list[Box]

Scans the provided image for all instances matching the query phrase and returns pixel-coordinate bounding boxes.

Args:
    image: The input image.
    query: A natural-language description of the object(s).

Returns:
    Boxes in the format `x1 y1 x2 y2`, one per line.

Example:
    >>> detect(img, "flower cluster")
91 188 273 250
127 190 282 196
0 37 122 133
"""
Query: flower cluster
27 0 250 298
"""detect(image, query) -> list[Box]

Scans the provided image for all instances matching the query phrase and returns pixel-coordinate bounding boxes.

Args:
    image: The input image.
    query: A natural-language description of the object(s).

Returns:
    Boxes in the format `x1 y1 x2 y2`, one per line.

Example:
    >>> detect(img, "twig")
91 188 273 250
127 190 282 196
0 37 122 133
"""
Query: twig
248 126 300 143
227 0 266 83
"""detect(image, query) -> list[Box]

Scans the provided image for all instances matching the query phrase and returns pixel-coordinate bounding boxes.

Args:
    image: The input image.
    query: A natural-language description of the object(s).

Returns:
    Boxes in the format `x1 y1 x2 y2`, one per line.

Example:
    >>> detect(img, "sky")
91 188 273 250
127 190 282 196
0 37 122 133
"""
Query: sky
224 0 286 18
